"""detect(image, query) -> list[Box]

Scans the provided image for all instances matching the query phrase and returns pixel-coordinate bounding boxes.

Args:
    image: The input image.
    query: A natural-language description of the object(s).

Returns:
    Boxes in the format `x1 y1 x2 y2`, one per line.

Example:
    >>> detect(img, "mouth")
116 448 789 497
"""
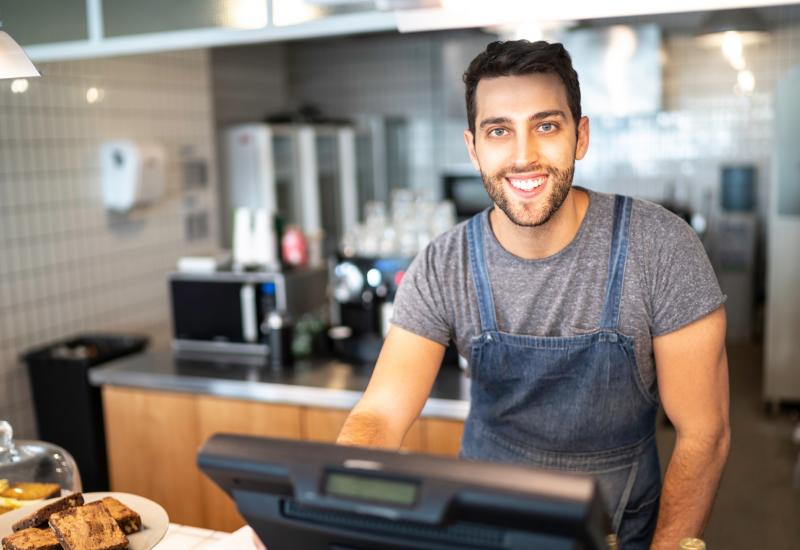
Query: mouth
505 173 548 197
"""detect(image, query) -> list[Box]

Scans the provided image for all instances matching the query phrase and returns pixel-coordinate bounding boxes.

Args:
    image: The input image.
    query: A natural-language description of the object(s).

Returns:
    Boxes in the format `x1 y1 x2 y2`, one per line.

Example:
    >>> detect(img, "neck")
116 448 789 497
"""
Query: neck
489 187 589 260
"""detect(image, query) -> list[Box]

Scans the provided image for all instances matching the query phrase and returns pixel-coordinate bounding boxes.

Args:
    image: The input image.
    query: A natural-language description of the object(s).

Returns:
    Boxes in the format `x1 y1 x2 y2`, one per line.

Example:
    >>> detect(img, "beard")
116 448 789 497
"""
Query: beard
481 161 575 228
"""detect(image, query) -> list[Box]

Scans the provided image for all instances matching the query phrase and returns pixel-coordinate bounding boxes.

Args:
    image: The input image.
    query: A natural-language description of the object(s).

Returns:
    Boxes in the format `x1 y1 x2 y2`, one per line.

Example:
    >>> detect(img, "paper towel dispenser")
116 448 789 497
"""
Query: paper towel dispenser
100 140 166 212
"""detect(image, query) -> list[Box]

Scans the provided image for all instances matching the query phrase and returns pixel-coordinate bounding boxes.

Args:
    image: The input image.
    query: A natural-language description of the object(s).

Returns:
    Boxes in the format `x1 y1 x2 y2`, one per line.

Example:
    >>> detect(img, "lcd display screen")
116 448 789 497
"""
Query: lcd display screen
325 472 418 507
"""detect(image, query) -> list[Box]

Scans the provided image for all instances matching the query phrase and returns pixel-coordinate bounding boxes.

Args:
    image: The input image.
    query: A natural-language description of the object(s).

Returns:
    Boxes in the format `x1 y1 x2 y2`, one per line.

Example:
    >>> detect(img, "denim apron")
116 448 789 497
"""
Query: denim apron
461 196 661 548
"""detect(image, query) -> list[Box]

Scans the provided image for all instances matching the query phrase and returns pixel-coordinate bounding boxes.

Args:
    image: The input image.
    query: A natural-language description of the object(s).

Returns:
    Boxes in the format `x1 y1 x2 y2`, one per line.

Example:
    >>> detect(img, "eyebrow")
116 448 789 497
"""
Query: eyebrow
478 110 567 129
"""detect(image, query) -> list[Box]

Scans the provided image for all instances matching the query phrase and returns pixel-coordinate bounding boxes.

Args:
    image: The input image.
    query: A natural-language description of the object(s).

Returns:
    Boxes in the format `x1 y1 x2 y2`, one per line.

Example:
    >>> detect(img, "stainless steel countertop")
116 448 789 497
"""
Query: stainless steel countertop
88 349 471 420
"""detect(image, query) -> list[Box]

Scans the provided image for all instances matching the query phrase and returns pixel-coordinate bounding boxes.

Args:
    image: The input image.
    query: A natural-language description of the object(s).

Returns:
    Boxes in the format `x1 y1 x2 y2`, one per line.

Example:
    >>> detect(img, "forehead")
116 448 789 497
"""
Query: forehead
474 73 569 120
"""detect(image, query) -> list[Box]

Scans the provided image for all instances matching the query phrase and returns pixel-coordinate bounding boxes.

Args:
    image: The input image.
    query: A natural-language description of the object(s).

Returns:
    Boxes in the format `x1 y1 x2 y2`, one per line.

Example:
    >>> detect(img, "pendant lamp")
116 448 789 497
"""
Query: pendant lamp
696 9 770 47
0 23 40 79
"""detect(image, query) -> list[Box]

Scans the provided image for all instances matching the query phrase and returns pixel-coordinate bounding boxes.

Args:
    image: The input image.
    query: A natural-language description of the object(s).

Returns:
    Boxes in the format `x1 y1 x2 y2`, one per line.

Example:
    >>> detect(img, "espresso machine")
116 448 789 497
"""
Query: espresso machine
330 255 411 364
330 254 460 366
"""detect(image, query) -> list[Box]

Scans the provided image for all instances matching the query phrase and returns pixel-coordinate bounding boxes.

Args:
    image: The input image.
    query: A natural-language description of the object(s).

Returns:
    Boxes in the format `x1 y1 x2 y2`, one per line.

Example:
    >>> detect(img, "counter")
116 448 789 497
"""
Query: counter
89 348 470 420
89 348 470 531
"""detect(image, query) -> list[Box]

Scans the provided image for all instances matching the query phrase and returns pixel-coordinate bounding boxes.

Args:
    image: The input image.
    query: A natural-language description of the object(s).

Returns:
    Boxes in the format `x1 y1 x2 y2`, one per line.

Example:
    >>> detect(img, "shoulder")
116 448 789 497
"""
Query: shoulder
585 189 706 270
584 188 692 239
629 196 695 241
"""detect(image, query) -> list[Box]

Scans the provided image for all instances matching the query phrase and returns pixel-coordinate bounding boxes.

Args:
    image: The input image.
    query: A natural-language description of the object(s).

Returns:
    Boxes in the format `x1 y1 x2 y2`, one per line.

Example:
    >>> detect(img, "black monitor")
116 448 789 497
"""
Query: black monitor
197 434 613 550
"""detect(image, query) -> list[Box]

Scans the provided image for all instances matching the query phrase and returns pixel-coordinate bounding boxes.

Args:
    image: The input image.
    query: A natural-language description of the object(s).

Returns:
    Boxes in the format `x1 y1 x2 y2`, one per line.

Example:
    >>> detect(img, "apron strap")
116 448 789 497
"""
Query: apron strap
600 195 634 330
467 211 498 332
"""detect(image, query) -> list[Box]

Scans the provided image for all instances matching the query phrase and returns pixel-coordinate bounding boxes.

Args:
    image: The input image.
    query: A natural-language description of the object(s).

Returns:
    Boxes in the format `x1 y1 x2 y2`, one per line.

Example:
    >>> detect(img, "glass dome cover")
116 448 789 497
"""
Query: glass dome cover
0 420 81 494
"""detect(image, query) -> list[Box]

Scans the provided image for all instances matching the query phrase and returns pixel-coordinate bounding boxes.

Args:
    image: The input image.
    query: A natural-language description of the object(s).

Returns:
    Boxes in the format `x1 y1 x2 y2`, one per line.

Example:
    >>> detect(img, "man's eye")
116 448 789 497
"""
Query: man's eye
539 122 557 133
489 128 507 137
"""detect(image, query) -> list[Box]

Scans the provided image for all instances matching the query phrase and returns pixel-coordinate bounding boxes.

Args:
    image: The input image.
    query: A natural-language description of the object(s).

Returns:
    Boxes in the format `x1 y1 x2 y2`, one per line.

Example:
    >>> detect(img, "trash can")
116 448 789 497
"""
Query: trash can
22 333 148 492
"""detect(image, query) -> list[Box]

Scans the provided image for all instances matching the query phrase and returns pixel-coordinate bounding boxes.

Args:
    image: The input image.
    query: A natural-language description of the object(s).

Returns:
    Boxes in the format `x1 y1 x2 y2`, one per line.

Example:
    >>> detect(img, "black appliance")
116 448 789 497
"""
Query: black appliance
23 333 148 492
330 255 410 364
198 434 613 550
721 165 756 212
169 268 328 363
331 255 460 365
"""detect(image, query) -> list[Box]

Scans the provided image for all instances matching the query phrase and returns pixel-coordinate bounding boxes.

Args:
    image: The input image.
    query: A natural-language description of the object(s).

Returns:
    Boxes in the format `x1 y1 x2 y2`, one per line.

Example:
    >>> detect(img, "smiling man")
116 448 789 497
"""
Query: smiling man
337 40 730 549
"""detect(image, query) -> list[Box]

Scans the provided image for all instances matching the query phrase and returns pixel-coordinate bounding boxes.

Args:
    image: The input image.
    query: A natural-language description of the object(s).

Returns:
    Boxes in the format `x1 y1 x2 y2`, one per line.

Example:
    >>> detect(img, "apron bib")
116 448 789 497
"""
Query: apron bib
460 196 661 548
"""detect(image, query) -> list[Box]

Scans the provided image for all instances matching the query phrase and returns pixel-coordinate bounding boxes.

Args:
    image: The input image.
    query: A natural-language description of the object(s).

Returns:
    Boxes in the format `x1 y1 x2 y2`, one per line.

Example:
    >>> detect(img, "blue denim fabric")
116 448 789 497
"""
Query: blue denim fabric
461 196 660 548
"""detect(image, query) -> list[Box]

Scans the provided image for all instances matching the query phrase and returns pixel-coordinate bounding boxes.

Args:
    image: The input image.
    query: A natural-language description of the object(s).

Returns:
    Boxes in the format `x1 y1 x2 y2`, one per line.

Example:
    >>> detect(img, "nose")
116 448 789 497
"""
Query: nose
514 131 540 167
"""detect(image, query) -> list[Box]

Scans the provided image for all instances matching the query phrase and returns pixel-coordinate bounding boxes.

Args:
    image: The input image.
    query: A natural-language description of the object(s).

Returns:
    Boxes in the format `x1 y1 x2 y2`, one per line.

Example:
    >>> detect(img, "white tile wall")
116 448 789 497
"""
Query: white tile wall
212 33 445 192
210 19 800 215
0 49 220 438
211 43 288 127
573 17 800 216
284 23 798 258
287 32 442 190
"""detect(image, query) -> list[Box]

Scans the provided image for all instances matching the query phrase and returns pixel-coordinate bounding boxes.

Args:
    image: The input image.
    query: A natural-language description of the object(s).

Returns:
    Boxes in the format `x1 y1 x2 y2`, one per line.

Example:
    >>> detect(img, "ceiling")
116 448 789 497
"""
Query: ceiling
590 5 800 35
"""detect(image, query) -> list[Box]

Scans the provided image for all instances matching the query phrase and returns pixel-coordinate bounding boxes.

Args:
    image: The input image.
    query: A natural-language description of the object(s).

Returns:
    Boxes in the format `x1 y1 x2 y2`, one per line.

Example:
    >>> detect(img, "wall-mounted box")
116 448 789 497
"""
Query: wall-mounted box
100 141 166 212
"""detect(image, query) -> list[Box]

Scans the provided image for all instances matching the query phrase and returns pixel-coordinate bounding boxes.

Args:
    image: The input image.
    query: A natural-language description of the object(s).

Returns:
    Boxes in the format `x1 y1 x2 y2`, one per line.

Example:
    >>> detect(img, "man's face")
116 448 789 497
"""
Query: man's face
464 73 589 227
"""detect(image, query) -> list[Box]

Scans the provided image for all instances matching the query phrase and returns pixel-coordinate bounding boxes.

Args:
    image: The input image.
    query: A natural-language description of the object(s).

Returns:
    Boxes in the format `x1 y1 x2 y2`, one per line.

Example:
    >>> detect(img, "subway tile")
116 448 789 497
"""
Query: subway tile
0 49 218 427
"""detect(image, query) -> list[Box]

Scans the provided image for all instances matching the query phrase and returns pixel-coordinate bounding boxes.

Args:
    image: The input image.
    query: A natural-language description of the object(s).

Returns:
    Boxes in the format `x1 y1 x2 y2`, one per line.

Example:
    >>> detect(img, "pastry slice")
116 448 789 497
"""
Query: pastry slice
1 484 60 501
1 527 61 550
87 497 141 534
12 492 84 532
48 504 128 550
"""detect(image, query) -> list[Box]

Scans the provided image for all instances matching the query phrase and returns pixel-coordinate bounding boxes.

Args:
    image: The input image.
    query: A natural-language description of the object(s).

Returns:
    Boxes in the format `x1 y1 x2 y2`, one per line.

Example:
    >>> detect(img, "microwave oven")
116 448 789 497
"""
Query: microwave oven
169 268 328 355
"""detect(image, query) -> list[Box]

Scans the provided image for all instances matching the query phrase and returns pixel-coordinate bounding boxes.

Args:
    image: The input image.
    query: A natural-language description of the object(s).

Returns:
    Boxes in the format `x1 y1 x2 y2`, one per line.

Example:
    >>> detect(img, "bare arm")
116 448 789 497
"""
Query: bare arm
252 327 444 550
337 325 446 448
650 306 730 549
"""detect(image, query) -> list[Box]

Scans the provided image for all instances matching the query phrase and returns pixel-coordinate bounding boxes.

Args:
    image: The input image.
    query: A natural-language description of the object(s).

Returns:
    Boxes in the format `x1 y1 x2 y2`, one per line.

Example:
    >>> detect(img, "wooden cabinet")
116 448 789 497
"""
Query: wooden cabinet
303 407 348 443
103 387 205 526
195 397 303 532
423 418 464 457
102 387 464 530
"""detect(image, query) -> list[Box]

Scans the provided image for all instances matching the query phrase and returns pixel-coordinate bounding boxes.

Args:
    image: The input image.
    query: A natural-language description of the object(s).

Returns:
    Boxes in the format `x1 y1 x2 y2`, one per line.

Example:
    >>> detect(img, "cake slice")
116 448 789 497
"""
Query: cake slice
86 497 141 534
12 492 84 532
1 484 60 501
1 527 61 550
48 504 128 550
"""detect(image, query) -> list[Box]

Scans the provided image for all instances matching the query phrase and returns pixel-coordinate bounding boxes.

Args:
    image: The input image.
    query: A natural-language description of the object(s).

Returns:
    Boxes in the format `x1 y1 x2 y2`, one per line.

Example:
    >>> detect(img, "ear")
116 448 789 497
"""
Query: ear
463 129 481 172
575 116 590 160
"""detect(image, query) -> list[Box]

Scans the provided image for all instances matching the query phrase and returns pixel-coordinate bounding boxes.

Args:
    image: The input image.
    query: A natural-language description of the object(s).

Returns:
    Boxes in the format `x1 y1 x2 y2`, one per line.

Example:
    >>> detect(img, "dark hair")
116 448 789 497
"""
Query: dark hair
463 40 581 136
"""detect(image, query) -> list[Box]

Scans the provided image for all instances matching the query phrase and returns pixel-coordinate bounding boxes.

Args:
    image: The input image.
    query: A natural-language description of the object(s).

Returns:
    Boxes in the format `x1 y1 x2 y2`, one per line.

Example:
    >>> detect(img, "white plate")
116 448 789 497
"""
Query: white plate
0 491 169 550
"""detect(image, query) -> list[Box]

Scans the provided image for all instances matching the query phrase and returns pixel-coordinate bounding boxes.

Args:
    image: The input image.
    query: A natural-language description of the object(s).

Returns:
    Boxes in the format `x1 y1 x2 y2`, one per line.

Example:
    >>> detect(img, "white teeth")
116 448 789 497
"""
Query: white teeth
508 177 546 191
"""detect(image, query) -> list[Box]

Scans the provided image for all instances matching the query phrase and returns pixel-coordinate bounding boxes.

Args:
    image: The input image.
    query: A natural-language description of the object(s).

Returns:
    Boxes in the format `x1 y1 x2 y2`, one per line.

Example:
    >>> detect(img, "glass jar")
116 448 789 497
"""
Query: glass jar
0 420 81 497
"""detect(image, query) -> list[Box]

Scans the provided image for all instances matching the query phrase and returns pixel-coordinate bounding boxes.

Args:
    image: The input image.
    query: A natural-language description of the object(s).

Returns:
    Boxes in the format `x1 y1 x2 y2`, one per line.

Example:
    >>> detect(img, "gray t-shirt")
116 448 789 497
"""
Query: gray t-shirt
391 188 726 392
